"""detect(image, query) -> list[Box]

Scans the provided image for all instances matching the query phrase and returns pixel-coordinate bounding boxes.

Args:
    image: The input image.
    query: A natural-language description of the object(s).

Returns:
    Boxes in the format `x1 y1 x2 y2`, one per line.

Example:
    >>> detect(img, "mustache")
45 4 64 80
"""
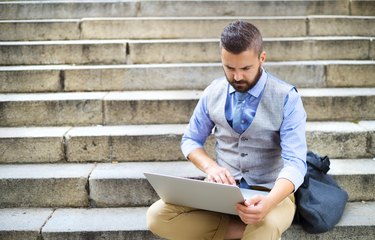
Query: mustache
223 72 246 83
233 80 247 84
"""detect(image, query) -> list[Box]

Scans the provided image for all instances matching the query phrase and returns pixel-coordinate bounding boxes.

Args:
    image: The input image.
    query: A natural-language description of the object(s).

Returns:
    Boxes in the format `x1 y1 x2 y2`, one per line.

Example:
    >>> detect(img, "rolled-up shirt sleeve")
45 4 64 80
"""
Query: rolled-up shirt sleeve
181 88 215 158
278 88 307 191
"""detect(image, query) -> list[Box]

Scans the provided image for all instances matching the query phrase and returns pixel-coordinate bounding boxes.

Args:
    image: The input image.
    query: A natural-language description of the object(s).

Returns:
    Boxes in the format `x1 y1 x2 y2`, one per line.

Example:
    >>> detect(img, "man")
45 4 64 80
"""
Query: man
147 20 307 240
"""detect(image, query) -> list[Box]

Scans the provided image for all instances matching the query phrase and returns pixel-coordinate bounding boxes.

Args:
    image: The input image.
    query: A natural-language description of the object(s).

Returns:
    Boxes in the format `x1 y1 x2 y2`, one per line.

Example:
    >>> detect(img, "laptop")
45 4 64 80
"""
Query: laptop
144 172 268 215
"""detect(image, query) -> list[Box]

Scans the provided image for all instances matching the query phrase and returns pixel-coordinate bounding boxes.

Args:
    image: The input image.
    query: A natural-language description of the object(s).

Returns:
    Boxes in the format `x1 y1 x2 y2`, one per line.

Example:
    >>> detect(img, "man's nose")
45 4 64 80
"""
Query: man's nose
233 71 243 81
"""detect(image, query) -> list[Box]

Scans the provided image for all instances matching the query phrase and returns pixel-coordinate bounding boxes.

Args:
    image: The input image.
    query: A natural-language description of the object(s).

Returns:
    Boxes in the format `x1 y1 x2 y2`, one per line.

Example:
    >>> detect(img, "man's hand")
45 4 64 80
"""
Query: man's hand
187 148 236 185
236 195 271 224
236 178 295 225
206 164 236 185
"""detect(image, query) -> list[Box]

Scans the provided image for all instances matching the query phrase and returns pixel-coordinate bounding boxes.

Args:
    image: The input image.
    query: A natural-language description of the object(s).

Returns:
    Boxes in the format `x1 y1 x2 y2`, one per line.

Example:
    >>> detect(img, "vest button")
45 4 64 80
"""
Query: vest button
240 153 248 157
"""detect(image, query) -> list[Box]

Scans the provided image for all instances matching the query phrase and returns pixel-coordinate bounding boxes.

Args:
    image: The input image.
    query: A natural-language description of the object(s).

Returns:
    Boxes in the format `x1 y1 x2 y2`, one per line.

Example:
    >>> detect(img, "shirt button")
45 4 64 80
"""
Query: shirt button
241 153 248 157
241 120 245 124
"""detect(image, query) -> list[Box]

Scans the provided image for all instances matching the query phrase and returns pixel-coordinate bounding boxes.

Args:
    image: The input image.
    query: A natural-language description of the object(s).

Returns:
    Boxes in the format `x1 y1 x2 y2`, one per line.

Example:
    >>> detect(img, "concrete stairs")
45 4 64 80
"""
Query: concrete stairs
0 0 374 239
0 37 374 65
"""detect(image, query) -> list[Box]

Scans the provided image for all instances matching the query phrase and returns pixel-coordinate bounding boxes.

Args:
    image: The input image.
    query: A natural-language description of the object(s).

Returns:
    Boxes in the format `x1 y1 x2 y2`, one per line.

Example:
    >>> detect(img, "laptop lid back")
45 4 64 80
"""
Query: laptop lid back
145 172 248 215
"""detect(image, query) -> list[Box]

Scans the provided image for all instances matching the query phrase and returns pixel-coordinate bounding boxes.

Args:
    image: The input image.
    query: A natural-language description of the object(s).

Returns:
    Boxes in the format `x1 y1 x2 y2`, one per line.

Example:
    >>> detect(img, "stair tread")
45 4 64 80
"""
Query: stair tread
2 15 374 43
2 15 375 23
1 202 375 232
1 60 374 71
0 208 54 231
0 121 374 138
0 0 360 21
0 36 372 45
0 159 374 179
0 126 70 138
1 61 373 93
1 159 374 206
1 88 374 102
37 202 375 230
0 163 95 179
1 37 372 65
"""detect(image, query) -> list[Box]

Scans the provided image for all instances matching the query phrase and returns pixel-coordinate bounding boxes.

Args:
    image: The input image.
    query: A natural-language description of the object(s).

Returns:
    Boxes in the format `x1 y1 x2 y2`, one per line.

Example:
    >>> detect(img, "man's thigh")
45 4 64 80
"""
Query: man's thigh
147 199 231 240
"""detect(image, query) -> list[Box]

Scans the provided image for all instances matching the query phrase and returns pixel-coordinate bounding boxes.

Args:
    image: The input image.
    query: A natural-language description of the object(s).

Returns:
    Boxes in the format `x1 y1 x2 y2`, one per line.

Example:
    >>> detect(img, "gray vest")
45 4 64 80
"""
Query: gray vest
206 73 293 188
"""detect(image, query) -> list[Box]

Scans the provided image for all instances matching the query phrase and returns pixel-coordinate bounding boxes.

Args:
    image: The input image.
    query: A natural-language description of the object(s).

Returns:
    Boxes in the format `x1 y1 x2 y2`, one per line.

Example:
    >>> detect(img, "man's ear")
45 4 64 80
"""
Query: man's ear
259 51 266 64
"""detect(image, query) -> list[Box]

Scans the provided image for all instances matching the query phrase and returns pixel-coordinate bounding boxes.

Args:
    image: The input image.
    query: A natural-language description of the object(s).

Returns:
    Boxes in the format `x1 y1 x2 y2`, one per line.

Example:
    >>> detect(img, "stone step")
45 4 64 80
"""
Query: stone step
0 208 54 240
0 126 70 163
0 0 359 20
1 61 374 93
0 37 373 65
87 159 375 207
0 163 95 208
1 160 374 208
0 121 374 163
0 88 374 127
0 207 158 240
0 162 197 208
308 16 375 37
1 16 374 41
0 203 374 239
0 92 107 126
300 88 375 121
127 37 374 64
0 40 127 66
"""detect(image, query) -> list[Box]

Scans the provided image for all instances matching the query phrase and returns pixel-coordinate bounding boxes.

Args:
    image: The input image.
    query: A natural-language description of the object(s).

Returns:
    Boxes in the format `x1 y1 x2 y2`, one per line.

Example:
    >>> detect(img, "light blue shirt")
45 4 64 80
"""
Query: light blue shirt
181 70 307 189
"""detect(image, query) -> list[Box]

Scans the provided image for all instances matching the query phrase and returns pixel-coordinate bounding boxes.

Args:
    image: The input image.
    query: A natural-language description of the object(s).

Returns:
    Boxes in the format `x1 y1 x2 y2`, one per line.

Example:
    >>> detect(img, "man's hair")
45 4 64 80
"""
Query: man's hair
220 20 263 56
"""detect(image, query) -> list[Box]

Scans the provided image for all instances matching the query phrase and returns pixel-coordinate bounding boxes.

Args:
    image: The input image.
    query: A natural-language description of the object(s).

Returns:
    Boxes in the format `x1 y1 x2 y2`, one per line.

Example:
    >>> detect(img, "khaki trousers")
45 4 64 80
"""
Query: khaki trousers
147 194 295 240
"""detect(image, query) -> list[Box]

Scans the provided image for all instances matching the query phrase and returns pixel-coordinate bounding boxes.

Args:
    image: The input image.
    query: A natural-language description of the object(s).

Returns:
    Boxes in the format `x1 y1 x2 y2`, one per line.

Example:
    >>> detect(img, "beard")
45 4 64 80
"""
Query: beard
223 67 262 93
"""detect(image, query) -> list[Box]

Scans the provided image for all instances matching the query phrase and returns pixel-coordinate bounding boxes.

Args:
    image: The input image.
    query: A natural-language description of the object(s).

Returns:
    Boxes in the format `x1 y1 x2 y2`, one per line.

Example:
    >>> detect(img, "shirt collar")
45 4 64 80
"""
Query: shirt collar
229 68 267 98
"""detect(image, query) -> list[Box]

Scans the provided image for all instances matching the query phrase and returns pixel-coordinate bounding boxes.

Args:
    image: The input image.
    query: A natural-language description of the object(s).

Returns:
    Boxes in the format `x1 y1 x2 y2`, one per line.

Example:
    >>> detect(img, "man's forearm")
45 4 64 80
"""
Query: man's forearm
266 178 295 209
187 148 217 173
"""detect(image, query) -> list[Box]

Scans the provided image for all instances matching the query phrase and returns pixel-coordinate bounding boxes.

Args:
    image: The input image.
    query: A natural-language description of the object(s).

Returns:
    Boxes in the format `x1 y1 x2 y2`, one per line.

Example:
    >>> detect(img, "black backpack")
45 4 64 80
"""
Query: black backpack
294 151 349 233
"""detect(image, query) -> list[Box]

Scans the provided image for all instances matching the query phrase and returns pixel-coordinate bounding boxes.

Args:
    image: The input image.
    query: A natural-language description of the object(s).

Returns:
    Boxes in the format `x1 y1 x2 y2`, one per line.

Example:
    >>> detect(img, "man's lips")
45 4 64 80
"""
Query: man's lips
234 81 247 87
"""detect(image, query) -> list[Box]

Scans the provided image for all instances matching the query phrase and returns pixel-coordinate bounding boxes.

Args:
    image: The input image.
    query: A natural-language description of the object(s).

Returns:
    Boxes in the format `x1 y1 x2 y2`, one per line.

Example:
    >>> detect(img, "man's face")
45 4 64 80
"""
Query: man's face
221 48 266 93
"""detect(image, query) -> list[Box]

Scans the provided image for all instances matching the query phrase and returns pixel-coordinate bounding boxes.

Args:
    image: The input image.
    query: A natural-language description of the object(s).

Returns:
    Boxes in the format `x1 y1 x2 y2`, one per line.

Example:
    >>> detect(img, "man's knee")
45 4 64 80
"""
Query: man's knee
243 214 289 240
146 200 165 235
147 199 190 237
261 216 282 234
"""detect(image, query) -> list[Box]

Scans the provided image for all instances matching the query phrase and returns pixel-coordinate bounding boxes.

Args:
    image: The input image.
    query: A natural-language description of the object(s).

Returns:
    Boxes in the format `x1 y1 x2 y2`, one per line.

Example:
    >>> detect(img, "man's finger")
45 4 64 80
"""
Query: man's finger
219 173 227 183
214 175 222 183
207 175 215 182
247 195 263 206
226 171 236 185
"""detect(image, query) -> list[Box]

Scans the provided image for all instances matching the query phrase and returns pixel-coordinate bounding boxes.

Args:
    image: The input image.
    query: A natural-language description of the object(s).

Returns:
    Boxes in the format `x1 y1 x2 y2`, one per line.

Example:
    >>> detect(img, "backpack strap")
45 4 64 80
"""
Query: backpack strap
306 151 330 174
301 152 331 189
